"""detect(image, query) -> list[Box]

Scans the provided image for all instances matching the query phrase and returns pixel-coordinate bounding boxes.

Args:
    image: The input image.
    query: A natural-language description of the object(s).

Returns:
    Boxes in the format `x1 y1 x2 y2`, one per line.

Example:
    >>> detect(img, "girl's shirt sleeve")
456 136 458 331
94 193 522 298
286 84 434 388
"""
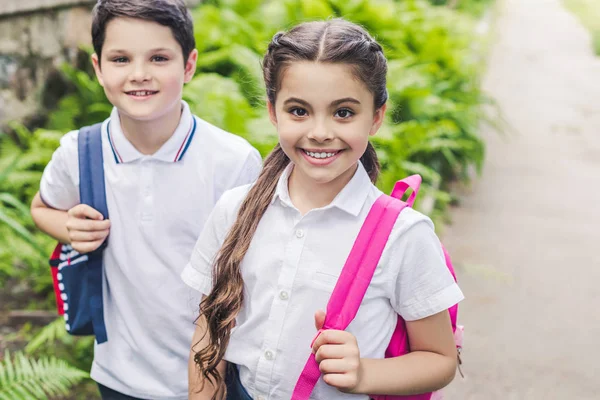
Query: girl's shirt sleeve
181 185 248 295
384 211 464 321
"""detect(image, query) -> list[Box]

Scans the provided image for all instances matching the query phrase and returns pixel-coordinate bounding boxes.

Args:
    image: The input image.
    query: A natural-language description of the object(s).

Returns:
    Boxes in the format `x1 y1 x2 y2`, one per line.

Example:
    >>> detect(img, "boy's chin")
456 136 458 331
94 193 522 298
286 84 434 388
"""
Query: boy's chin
117 104 166 122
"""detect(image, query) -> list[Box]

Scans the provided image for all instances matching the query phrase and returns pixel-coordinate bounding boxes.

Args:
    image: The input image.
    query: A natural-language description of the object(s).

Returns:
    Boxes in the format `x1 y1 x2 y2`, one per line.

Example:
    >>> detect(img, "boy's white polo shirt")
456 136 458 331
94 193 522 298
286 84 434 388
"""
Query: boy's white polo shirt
39 101 262 400
182 162 464 400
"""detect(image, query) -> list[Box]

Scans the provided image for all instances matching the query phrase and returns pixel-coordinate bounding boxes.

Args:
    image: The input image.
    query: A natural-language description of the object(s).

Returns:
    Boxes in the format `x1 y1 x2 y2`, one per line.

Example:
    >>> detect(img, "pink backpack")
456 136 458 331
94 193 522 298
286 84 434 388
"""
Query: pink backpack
291 175 464 400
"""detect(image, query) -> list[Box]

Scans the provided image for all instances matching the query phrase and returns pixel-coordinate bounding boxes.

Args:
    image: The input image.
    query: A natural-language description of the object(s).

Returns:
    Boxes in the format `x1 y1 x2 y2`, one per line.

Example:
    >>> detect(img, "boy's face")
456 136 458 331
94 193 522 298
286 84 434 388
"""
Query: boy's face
92 17 197 123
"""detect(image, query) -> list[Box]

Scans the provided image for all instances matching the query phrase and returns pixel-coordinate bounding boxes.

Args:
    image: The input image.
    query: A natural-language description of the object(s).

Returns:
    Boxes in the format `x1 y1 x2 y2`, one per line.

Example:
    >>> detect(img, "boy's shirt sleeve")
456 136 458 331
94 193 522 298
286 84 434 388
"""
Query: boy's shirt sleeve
39 130 80 211
181 187 246 295
385 214 464 322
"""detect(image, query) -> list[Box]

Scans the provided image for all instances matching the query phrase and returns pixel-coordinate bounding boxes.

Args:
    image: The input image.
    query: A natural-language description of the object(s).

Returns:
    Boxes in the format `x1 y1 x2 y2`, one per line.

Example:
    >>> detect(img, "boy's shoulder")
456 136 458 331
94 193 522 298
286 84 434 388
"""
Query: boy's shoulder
192 114 258 157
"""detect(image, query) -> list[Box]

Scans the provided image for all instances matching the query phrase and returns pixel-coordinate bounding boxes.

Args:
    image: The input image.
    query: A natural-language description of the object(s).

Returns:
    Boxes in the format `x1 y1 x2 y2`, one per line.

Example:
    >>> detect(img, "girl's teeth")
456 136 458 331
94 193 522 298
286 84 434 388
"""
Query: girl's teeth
304 150 337 159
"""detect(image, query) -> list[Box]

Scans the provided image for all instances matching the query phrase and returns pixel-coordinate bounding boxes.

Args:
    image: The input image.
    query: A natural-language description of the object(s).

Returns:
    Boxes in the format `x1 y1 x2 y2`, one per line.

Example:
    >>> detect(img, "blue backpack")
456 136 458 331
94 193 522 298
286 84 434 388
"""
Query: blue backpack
49 123 108 343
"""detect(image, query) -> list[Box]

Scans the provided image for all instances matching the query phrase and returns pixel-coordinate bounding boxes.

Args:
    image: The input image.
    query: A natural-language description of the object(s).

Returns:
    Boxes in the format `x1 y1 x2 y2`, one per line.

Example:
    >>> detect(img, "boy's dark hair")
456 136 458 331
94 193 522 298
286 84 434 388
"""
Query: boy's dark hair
92 0 195 66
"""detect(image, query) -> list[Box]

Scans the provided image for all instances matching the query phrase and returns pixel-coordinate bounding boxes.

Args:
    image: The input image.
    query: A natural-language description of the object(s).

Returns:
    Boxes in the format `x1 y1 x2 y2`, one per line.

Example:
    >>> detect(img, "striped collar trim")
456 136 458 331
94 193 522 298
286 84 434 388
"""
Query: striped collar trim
173 117 197 162
104 102 197 164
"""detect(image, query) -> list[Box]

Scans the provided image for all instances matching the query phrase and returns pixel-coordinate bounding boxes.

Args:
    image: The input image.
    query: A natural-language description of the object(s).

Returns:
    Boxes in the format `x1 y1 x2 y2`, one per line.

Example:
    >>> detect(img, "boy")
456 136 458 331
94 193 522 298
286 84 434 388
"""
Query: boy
30 1 262 399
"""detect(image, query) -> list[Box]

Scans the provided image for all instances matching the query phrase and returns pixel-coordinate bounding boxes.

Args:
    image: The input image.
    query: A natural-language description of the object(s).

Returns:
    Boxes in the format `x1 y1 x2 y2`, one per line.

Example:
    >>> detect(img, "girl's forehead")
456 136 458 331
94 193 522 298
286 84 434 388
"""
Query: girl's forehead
278 62 372 104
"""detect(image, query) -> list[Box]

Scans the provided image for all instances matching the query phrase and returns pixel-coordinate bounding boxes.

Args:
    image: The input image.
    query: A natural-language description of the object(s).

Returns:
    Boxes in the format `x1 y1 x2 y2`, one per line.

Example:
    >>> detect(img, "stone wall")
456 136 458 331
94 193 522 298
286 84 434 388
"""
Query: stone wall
0 0 201 127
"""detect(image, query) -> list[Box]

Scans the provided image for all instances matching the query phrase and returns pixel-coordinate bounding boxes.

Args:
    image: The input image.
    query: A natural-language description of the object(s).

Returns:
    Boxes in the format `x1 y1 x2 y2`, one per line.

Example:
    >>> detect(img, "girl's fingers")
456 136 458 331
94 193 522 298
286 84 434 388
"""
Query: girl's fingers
315 344 347 363
322 372 356 391
312 329 354 353
318 358 354 374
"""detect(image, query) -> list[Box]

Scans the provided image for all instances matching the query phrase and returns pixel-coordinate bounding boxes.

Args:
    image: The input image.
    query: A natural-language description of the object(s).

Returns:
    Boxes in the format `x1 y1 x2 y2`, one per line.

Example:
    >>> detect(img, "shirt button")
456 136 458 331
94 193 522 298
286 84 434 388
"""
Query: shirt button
295 229 304 238
264 350 274 360
279 290 289 300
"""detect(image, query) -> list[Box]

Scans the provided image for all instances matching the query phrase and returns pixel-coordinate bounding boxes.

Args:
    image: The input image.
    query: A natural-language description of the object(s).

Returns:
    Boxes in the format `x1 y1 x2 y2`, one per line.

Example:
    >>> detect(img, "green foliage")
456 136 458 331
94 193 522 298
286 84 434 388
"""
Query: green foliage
0 350 88 400
428 0 494 17
0 124 59 291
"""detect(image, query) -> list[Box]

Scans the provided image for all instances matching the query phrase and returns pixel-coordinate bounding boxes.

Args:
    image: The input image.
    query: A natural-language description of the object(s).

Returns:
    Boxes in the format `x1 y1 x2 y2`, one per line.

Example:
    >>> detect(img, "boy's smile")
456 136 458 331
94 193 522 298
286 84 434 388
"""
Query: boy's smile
92 17 197 145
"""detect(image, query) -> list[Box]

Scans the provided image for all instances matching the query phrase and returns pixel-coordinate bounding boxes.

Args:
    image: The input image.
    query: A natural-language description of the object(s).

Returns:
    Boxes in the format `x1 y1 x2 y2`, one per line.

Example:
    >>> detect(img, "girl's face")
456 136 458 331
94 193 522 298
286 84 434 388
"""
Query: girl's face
268 61 386 191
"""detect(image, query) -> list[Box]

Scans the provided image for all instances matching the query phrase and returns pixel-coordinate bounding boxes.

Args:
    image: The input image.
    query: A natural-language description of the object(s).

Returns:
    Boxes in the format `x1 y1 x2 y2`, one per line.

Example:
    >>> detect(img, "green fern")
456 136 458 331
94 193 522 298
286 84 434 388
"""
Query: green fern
0 350 89 400
25 319 68 355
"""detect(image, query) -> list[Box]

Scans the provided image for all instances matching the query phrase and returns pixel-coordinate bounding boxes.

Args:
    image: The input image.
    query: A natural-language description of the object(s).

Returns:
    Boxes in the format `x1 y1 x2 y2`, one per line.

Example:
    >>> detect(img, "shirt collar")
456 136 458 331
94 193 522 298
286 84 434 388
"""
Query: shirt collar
106 100 196 164
271 161 373 216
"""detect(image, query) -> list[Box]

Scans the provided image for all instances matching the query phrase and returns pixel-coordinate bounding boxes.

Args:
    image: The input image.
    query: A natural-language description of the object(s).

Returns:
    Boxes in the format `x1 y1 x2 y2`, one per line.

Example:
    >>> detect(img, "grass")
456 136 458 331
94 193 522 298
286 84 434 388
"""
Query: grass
563 0 600 55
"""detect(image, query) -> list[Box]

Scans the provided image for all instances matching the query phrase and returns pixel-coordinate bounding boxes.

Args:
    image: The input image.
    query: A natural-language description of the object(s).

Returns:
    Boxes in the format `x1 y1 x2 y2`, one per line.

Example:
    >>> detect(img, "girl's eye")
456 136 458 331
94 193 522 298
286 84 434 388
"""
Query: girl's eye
290 108 308 117
112 57 128 63
151 55 168 62
335 108 354 119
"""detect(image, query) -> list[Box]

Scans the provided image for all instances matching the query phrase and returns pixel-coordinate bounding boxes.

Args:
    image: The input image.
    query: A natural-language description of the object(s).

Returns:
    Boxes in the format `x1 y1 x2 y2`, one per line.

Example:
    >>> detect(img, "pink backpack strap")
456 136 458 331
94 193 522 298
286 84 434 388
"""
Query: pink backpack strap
291 194 408 400
390 175 421 207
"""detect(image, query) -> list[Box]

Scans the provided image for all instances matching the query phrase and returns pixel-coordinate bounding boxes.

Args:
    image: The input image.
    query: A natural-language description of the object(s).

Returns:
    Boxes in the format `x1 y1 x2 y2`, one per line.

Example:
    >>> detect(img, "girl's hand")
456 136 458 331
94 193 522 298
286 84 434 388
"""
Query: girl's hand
312 310 364 393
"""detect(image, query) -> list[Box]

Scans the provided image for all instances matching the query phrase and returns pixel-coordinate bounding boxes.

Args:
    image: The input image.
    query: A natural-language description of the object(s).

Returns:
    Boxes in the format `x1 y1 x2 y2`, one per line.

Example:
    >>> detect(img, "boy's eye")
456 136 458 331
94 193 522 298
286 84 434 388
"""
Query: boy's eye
335 108 354 119
112 57 128 63
151 55 169 62
290 108 308 117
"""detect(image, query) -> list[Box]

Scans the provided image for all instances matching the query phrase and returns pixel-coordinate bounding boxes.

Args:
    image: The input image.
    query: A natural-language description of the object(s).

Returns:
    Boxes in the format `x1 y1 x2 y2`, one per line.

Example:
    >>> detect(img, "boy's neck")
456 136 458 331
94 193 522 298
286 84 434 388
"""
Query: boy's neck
118 103 183 156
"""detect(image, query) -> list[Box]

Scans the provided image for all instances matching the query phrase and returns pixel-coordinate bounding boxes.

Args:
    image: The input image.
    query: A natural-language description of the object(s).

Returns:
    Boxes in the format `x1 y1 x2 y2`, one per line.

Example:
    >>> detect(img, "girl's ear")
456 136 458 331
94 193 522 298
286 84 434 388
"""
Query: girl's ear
267 100 278 126
91 53 105 87
369 103 387 137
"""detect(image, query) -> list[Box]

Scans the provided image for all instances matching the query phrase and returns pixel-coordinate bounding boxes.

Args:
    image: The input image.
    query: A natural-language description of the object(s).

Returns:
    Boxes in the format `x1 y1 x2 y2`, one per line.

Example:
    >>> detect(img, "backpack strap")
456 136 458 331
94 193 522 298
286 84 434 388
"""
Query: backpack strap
291 194 408 400
390 174 421 207
77 123 109 344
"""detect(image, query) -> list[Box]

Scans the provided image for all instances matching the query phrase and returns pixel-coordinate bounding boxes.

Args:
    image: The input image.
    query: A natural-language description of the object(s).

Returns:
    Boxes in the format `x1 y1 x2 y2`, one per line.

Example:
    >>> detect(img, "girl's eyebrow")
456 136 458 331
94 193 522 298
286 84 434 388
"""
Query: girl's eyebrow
283 97 361 107
331 97 361 106
283 97 310 107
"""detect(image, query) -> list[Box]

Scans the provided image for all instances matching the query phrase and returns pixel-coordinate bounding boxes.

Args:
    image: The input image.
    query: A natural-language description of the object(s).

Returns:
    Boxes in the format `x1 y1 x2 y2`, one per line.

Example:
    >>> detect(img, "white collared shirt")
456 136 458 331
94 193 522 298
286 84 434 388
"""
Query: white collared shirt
40 101 262 399
182 162 464 400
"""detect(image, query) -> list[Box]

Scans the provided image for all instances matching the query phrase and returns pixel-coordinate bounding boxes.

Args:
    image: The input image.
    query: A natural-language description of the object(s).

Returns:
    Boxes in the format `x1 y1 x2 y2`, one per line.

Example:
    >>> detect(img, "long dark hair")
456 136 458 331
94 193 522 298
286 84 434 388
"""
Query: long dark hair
195 19 388 398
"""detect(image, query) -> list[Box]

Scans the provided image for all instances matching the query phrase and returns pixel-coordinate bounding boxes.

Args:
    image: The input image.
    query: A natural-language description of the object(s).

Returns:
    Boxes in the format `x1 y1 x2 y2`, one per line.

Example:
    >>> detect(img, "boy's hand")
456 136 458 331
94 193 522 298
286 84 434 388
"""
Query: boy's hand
66 204 110 254
312 310 364 394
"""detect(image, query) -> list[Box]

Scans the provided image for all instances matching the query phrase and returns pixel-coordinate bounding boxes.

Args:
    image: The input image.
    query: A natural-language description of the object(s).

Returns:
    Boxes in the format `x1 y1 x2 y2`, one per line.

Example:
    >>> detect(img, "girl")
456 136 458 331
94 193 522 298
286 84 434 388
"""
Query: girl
183 19 464 400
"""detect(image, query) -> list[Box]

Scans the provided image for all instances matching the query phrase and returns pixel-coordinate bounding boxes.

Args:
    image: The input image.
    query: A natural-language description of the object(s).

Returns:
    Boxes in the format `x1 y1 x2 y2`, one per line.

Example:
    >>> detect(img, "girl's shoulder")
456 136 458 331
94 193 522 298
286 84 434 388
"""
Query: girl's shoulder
384 205 440 255
217 182 253 206
213 183 254 221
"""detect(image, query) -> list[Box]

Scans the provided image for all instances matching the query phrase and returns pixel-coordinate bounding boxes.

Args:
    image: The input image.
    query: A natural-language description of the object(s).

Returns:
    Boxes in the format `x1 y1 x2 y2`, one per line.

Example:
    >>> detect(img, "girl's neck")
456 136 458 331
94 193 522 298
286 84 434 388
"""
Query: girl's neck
119 104 182 156
288 163 358 215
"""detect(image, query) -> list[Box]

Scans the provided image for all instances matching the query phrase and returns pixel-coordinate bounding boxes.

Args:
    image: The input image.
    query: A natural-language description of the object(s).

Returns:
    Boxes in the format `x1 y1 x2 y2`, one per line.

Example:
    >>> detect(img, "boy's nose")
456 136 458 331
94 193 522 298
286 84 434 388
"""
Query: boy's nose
129 63 151 82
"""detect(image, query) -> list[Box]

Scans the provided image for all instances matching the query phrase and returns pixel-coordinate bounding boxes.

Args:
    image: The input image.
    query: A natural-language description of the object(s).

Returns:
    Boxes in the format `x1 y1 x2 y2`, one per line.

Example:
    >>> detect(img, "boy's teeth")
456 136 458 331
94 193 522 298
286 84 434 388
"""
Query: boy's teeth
304 150 337 159
130 91 155 96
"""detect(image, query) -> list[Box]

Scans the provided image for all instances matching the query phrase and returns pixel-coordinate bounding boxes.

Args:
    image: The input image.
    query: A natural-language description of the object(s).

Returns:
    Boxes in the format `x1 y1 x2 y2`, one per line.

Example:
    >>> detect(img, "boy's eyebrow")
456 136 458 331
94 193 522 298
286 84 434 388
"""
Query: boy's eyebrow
148 48 175 53
103 48 175 54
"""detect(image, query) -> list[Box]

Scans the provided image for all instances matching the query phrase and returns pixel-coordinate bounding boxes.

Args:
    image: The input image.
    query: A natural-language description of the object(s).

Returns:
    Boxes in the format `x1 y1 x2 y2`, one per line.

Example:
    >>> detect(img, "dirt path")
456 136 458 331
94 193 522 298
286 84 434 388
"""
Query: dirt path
442 0 600 398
